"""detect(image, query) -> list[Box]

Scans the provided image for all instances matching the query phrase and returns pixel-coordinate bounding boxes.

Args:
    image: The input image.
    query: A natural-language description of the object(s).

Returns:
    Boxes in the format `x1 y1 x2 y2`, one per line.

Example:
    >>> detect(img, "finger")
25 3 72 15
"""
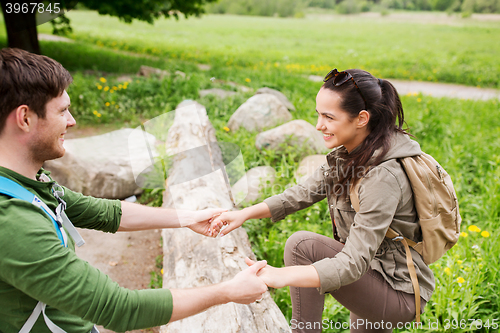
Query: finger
245 257 256 267
219 222 238 237
247 260 267 274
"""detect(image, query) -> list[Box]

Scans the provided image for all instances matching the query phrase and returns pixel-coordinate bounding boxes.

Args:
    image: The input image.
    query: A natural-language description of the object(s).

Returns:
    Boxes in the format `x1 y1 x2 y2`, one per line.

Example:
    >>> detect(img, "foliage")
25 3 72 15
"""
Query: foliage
206 0 308 17
1 10 498 331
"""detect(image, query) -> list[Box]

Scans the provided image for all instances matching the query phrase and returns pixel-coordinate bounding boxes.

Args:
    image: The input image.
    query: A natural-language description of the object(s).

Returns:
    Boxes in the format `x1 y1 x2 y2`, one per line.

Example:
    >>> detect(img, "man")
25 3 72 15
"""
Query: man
0 48 268 333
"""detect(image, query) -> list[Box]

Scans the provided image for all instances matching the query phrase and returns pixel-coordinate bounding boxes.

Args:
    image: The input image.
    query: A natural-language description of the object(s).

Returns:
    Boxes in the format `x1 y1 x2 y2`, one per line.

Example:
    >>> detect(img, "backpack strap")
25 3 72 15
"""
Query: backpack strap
349 179 421 322
0 176 91 332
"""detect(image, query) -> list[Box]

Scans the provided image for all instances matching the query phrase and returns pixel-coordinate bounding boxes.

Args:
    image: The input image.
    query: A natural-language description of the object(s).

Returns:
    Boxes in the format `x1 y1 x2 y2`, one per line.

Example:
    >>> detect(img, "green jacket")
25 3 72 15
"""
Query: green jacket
264 132 435 301
0 167 173 333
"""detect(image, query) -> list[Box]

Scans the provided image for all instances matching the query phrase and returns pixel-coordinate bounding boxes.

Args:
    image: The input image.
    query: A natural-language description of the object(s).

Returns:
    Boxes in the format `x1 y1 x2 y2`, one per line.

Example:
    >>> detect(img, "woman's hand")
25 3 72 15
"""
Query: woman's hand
245 258 288 289
185 208 228 237
209 210 248 237
245 258 321 289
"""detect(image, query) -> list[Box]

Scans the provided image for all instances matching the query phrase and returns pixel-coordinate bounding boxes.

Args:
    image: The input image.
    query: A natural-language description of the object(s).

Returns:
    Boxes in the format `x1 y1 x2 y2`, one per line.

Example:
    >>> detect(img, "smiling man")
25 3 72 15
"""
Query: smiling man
0 48 268 333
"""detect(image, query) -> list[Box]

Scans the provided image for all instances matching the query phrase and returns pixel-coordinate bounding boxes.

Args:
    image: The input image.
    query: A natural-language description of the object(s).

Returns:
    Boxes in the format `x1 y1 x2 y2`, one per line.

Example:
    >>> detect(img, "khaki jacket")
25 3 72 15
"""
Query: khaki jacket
264 132 434 301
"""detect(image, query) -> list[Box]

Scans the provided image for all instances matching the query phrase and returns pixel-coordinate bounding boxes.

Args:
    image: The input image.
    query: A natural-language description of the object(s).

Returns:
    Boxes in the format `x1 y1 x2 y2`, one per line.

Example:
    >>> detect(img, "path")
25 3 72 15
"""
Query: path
308 75 500 101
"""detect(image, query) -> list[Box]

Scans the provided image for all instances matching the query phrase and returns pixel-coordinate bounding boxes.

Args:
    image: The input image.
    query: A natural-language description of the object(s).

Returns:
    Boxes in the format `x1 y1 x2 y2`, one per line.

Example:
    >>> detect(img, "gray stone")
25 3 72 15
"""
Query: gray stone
228 94 292 132
255 119 326 154
197 64 212 71
159 101 290 333
308 75 323 82
199 88 237 99
256 87 296 111
295 155 328 184
43 128 157 199
231 166 276 206
138 65 169 78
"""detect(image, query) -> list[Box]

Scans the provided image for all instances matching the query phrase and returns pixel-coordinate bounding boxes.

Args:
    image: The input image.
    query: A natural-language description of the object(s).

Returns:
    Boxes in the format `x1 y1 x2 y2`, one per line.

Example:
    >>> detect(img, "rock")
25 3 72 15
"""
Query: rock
256 87 296 111
116 75 134 83
159 101 290 333
197 64 212 71
228 94 292 132
255 119 326 154
43 128 157 199
231 166 276 206
308 75 324 82
213 79 252 92
295 155 328 184
138 65 169 78
174 70 186 78
199 88 237 99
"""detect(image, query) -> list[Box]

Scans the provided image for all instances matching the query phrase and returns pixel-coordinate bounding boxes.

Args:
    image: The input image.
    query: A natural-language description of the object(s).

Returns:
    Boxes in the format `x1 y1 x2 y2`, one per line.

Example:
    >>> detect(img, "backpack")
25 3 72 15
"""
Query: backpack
349 152 462 322
0 176 98 333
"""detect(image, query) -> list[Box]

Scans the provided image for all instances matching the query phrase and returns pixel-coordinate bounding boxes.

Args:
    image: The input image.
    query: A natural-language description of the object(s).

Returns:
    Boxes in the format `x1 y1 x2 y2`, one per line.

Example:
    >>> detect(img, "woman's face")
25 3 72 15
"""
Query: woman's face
315 88 367 152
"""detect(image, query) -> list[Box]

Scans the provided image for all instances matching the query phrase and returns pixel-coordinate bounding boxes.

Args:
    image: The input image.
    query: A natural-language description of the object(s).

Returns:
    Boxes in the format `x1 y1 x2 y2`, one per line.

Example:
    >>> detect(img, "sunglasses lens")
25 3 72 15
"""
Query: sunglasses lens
323 68 338 82
333 72 352 86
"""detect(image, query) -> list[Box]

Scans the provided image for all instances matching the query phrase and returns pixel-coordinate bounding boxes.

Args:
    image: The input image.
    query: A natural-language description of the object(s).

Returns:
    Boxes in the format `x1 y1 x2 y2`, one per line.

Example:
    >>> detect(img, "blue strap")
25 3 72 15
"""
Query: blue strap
0 176 65 245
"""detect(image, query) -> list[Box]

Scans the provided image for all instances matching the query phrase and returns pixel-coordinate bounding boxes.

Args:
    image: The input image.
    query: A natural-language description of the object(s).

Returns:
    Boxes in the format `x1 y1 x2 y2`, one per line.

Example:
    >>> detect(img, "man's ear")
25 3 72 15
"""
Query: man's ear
13 105 36 133
357 110 370 128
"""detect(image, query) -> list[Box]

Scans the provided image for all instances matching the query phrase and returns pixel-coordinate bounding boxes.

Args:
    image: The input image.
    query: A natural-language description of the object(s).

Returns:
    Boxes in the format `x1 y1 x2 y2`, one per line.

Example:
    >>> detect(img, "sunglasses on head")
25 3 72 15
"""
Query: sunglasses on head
323 68 368 110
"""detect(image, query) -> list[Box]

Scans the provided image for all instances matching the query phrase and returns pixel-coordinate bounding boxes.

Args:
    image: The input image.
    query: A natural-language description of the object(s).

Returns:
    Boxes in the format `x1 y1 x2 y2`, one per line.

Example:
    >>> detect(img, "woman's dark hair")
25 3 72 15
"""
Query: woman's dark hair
322 69 408 196
0 48 73 134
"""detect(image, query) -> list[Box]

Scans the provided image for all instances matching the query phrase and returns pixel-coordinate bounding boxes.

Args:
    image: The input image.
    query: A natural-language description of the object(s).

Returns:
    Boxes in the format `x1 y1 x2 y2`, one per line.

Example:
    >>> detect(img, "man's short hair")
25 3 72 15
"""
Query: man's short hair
0 48 73 134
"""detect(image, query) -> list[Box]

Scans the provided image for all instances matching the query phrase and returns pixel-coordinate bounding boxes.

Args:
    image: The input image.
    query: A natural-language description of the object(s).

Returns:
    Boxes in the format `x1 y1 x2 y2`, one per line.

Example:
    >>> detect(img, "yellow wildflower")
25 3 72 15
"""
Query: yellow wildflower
97 85 102 90
112 86 118 90
160 268 164 275
105 102 110 107
460 232 468 238
99 77 106 83
245 78 251 83
111 101 115 105
118 84 123 89
110 90 114 94
417 98 422 103
104 86 109 92
223 126 230 132
457 260 463 264
93 110 98 115
96 113 102 118
468 225 481 233
115 105 119 109
457 277 465 284
481 231 490 238
444 267 451 276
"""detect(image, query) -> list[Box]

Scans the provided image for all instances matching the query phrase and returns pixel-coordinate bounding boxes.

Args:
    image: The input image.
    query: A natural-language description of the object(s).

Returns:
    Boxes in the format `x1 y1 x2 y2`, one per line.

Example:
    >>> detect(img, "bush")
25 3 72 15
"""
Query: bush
336 0 361 14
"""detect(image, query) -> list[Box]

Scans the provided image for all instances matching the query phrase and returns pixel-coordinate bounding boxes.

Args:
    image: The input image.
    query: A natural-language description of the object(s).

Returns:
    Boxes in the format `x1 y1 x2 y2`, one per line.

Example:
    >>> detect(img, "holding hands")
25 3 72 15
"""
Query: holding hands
208 210 248 237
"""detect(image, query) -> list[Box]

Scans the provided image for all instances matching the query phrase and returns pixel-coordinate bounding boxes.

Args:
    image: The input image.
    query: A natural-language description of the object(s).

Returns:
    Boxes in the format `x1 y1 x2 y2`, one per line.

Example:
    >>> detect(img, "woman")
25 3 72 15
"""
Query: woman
210 69 434 333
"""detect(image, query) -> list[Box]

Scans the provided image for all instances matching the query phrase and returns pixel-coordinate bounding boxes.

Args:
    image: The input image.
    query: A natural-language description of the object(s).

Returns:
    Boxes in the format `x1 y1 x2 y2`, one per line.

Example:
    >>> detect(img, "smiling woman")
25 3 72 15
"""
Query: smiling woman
209 68 434 333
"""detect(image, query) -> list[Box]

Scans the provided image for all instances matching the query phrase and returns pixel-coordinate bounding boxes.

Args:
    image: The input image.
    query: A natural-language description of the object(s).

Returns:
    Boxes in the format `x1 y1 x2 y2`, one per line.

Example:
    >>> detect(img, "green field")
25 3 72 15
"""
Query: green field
1 10 499 332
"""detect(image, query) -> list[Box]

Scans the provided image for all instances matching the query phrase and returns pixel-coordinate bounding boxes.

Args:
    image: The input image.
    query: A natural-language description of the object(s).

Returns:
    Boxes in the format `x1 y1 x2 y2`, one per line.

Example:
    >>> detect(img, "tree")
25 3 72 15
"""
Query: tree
1 0 216 54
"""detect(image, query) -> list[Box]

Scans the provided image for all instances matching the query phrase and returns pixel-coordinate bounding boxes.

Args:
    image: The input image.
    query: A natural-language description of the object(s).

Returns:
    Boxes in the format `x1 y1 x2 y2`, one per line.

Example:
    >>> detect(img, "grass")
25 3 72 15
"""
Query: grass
1 9 499 332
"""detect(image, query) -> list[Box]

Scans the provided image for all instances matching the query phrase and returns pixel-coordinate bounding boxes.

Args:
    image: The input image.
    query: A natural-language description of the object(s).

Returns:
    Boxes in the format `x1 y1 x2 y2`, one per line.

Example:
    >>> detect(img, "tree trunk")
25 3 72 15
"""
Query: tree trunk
159 101 290 333
1 1 40 54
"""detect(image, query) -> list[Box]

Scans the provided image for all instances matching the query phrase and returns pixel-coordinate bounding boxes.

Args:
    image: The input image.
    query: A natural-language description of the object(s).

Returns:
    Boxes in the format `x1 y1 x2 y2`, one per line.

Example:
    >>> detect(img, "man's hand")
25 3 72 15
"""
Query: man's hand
209 210 247 237
245 258 321 289
223 259 269 304
185 208 228 237
244 258 288 289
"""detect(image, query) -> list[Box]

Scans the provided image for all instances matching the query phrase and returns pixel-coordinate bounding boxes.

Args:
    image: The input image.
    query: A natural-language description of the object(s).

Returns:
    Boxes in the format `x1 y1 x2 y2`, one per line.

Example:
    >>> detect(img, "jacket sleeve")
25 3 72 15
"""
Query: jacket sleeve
0 200 172 331
62 186 122 233
263 163 330 222
312 166 402 294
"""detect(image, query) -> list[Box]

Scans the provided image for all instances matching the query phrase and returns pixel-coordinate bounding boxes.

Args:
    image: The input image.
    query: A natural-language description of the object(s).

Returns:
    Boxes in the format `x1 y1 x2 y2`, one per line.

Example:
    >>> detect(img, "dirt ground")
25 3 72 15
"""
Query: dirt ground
75 228 163 333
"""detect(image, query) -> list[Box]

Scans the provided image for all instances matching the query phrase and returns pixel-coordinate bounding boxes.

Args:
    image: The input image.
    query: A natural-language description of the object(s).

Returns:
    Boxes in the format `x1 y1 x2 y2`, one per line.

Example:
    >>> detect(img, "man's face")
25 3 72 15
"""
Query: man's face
30 90 76 163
